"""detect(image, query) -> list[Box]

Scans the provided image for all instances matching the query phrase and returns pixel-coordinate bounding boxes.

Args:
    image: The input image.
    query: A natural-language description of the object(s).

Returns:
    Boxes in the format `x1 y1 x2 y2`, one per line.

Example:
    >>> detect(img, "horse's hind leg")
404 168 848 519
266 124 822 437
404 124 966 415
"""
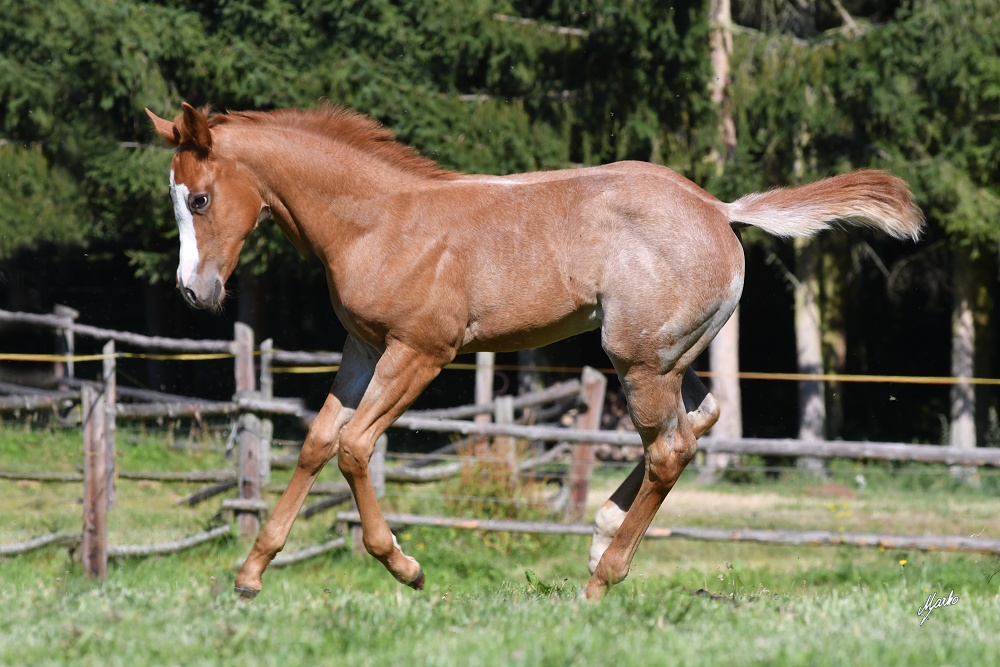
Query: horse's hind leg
234 336 377 599
587 368 718 573
583 364 702 600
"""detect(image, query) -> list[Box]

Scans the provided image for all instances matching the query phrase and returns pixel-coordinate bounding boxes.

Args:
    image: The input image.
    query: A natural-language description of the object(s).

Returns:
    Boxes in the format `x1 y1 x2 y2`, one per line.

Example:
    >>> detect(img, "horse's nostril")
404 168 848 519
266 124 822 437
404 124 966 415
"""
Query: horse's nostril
184 286 198 305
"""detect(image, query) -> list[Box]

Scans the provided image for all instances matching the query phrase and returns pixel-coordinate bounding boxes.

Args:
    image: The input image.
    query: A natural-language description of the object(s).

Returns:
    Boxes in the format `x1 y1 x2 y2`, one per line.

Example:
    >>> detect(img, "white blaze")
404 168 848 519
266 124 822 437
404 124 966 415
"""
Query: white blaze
169 169 199 286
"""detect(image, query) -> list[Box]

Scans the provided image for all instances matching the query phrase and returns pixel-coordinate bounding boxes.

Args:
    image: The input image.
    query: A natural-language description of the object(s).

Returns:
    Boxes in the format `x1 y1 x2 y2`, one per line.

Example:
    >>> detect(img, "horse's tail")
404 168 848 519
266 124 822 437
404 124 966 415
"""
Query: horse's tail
726 170 924 241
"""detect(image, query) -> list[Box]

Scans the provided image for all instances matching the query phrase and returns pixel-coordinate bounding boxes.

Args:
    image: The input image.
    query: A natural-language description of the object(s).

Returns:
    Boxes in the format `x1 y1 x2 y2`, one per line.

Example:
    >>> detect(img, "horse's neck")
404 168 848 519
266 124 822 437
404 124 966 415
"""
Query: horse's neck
226 129 419 261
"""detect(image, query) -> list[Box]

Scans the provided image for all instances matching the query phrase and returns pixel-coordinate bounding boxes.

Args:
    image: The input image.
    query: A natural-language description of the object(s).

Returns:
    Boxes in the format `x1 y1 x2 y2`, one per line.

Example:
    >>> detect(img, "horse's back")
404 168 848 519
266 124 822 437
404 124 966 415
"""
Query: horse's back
442 162 743 358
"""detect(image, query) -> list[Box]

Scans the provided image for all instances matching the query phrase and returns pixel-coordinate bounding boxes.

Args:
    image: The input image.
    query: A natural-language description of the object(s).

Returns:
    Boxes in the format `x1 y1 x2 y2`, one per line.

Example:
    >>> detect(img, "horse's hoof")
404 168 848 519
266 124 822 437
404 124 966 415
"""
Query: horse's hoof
235 585 260 600
407 569 425 591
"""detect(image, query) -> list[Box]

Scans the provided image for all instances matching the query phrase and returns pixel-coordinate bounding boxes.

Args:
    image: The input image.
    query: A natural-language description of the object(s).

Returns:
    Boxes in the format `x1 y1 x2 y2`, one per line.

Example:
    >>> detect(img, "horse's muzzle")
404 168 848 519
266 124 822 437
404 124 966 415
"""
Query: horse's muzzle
178 275 224 310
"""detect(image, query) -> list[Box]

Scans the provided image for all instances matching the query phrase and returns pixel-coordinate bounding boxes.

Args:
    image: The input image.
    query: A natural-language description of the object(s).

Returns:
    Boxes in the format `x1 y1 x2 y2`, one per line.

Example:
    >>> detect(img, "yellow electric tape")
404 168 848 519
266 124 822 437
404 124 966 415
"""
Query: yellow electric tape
2 352 999 386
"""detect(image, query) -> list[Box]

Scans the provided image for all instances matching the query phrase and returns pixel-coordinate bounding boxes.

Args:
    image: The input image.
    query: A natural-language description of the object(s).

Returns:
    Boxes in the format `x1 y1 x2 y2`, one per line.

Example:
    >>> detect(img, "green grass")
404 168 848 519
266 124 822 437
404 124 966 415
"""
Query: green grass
1 422 999 666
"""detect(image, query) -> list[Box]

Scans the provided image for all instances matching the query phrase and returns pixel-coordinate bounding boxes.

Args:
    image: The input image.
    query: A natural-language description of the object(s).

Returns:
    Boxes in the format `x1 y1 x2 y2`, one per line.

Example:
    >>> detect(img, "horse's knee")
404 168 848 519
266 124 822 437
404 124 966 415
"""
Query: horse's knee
297 430 338 475
336 422 376 481
297 406 355 474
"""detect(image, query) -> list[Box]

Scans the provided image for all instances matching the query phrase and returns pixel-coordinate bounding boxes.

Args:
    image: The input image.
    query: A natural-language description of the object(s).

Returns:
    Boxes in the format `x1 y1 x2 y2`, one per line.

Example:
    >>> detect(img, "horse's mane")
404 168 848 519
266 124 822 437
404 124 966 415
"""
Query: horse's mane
207 103 456 180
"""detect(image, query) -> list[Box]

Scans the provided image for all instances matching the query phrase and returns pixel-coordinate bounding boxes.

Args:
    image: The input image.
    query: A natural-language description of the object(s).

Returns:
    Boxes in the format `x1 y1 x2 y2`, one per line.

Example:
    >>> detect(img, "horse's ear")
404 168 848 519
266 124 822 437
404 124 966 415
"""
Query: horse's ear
178 102 213 154
145 108 180 146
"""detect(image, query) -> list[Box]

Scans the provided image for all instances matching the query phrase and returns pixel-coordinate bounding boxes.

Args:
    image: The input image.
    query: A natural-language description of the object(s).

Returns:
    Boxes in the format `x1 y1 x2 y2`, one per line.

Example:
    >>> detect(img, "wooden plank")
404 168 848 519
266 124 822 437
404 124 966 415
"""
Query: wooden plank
567 367 606 521
233 322 255 397
494 395 516 473
107 525 232 557
102 341 117 508
0 308 232 352
119 469 236 482
387 418 1000 468
408 379 581 420
236 412 265 539
700 437 1000 467
81 384 108 579
270 537 347 567
0 469 235 483
113 395 304 420
0 470 82 482
474 352 494 425
0 532 80 556
299 490 354 519
336 511 1000 555
0 395 64 413
0 381 76 398
222 498 271 512
178 481 237 506
259 338 274 400
52 304 79 389
270 349 343 365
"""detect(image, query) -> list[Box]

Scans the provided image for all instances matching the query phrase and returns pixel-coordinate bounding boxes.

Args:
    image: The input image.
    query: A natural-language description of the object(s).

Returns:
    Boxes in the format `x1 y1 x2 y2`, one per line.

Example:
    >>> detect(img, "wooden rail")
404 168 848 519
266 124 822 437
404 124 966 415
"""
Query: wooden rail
0 308 233 353
336 511 1000 555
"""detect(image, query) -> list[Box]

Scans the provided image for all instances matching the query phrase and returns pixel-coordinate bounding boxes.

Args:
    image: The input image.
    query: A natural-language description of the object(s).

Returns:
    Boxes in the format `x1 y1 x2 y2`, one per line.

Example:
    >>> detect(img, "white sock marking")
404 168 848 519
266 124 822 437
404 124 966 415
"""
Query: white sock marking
588 503 627 574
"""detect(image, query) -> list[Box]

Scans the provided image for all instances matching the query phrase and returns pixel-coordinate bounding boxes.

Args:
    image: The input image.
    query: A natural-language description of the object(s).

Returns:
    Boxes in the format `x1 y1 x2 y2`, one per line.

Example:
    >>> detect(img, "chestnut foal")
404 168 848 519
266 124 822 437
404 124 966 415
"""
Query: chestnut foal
147 103 922 600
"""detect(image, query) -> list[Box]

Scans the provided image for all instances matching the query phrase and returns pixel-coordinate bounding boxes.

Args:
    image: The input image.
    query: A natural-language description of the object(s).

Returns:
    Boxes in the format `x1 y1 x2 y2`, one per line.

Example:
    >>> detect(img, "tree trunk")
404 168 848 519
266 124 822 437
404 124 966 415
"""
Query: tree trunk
700 0 741 483
708 0 736 170
973 255 996 448
949 245 978 483
701 310 743 482
794 237 827 476
820 235 849 439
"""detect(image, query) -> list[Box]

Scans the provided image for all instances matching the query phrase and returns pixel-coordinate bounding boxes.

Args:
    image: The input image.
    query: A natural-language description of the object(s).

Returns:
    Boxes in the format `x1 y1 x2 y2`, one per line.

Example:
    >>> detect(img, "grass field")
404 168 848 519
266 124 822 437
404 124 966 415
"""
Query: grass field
1 422 998 666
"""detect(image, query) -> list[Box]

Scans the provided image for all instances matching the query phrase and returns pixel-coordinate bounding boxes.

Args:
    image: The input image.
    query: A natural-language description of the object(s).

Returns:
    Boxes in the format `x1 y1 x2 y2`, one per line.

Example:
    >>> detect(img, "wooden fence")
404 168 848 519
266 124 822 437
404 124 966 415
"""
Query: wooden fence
3 306 1000 574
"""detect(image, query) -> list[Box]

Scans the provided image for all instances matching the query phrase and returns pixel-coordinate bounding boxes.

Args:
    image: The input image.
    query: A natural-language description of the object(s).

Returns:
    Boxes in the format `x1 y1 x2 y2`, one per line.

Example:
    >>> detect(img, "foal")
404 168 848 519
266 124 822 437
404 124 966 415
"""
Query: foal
146 102 923 600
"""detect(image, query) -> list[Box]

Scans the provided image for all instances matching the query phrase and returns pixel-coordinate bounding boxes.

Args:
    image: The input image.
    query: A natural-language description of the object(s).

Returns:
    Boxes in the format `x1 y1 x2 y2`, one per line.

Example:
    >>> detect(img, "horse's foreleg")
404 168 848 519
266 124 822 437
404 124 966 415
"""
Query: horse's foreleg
234 337 376 599
337 342 447 589
587 368 718 574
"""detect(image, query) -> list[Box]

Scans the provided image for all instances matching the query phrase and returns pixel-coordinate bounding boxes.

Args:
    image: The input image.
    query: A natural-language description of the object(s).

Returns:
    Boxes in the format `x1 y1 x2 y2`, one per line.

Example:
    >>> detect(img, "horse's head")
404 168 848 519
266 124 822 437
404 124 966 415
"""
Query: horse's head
145 103 267 310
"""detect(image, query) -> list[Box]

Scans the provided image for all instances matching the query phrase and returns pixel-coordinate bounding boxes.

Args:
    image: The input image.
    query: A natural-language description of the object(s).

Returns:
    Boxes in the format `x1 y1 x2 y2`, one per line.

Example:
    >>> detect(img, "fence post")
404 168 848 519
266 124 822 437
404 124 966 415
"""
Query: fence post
53 304 79 390
235 413 269 539
494 395 516 474
81 383 109 579
232 322 265 538
567 367 607 521
102 341 117 508
351 434 387 554
259 338 274 400
257 338 275 506
475 352 494 423
233 323 255 398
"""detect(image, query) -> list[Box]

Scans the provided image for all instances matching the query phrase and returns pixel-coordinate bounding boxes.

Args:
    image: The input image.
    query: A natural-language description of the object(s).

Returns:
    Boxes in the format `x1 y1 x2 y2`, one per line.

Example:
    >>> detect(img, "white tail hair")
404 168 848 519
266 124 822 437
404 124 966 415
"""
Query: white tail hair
727 170 924 241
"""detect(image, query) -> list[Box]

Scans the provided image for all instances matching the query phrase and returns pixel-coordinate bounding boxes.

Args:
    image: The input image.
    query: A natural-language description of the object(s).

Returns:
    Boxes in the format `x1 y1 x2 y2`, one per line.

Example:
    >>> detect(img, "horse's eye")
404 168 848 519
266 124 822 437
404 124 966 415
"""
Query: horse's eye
189 193 210 212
